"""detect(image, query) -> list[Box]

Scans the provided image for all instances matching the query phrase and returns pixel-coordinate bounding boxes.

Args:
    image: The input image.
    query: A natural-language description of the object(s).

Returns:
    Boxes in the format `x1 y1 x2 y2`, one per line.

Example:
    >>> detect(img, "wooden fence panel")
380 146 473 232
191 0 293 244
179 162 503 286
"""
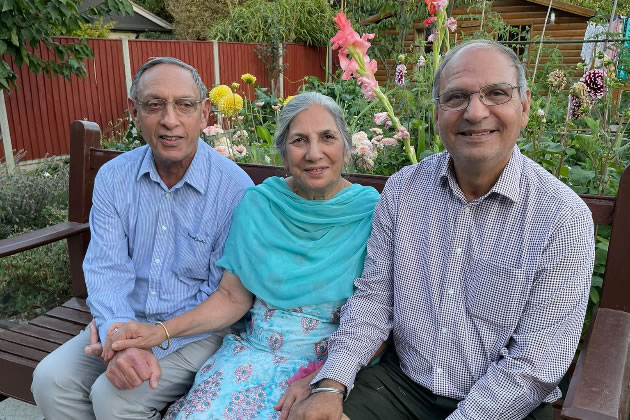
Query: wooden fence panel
128 40 216 93
218 42 270 98
1 39 328 161
1 38 127 161
283 44 328 97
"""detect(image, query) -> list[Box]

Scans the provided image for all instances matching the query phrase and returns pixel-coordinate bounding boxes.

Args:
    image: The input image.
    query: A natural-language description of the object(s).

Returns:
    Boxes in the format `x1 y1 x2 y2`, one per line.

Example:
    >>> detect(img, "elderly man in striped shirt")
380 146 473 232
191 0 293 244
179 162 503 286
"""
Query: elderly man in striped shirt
293 39 594 420
31 57 253 419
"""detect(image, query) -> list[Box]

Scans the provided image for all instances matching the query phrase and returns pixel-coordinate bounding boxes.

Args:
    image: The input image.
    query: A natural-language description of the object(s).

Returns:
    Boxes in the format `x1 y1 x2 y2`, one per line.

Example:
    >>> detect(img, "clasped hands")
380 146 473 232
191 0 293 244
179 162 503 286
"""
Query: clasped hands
84 319 165 390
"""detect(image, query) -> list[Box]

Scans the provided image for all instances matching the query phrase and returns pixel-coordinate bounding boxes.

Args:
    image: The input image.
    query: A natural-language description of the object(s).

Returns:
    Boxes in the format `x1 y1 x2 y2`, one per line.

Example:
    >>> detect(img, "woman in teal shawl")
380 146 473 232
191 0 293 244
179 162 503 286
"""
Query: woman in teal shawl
109 92 380 419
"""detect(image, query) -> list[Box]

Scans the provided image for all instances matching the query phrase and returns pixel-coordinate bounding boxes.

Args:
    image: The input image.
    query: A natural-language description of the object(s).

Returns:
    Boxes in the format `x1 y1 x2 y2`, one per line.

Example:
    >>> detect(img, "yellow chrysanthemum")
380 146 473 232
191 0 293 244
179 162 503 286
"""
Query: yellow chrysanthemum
218 93 244 117
231 82 240 91
241 73 256 85
209 85 232 105
283 95 295 105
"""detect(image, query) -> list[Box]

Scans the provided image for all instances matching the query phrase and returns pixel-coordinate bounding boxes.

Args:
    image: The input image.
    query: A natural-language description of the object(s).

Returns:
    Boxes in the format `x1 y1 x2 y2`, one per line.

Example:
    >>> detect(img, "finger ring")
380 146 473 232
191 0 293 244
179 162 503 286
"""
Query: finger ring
114 327 119 333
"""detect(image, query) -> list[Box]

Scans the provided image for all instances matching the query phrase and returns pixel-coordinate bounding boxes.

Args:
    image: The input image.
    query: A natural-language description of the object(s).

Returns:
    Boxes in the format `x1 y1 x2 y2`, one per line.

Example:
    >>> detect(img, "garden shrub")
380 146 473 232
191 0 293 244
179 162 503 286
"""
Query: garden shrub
0 159 71 319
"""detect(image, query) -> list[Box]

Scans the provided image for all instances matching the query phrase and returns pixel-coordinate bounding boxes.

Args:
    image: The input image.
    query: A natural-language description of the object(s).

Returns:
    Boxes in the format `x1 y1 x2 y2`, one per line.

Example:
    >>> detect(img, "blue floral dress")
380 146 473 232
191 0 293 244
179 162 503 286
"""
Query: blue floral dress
164 298 344 420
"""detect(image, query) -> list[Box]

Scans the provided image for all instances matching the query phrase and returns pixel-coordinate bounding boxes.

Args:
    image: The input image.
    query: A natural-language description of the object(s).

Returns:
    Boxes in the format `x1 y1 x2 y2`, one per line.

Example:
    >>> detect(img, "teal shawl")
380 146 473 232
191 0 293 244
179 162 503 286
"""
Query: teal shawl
216 176 380 309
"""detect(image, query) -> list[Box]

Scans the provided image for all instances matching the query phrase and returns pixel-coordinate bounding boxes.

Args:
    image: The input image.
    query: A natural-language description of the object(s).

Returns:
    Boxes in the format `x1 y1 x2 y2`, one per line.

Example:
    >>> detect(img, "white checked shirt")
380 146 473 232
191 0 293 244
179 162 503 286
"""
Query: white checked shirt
315 146 594 419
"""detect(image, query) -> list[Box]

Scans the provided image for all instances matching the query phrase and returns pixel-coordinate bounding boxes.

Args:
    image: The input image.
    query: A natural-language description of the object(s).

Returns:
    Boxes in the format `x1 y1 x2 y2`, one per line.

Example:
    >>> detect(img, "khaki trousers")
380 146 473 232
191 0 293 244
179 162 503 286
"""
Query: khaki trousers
31 326 227 420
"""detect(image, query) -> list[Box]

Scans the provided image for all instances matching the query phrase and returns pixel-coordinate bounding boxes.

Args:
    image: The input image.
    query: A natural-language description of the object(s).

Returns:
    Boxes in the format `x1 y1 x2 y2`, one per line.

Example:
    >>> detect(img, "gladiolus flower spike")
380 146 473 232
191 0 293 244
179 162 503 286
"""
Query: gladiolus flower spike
330 13 417 164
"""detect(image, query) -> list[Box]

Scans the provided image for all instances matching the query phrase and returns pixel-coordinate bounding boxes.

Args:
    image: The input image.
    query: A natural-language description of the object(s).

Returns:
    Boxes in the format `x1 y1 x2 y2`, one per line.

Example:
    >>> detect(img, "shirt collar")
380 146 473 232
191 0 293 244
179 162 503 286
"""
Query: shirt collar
439 145 522 203
137 139 208 194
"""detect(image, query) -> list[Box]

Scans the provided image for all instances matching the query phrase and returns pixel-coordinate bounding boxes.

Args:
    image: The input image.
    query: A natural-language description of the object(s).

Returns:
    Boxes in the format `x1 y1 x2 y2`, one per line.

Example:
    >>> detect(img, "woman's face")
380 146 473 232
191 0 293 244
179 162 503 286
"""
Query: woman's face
284 105 349 200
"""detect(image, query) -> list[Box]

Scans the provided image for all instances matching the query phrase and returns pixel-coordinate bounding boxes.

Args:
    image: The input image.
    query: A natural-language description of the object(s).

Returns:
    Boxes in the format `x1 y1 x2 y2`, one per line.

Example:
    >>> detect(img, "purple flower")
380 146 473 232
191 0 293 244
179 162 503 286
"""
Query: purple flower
580 69 606 99
395 64 407 86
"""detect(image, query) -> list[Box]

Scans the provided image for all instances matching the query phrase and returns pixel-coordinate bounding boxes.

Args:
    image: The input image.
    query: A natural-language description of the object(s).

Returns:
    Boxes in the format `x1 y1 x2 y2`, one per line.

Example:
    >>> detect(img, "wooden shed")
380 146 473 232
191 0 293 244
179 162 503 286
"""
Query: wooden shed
366 0 596 84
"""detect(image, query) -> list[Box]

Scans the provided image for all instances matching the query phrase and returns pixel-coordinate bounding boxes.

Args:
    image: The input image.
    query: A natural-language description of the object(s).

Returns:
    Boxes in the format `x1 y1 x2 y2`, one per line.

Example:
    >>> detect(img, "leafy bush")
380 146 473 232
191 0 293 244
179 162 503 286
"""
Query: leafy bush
0 241 71 319
0 159 69 240
0 159 71 319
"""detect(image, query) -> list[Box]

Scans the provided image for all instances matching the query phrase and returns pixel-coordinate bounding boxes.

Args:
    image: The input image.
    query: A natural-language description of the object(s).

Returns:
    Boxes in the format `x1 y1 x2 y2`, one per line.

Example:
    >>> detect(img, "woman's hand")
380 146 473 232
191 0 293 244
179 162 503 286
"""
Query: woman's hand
102 321 165 362
274 369 320 420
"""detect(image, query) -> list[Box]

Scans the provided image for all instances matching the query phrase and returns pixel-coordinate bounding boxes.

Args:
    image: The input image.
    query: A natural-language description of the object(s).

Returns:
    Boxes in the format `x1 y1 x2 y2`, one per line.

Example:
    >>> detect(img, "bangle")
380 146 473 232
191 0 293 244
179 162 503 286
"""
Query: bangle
311 387 346 398
155 321 170 350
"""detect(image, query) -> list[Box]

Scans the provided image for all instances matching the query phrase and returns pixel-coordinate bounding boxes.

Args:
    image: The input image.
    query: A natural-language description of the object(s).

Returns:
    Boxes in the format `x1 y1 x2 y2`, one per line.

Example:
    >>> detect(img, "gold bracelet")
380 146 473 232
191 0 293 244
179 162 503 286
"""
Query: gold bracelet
155 321 170 350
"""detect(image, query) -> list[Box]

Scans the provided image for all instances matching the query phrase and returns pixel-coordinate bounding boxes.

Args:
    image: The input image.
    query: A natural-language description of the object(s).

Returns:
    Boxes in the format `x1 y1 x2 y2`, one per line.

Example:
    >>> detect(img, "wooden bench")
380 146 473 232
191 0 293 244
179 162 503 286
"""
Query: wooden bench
0 120 629 419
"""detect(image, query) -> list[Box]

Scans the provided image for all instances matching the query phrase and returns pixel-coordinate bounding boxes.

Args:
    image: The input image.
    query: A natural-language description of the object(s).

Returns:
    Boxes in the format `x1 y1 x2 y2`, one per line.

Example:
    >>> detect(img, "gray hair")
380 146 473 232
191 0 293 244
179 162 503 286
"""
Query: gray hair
274 92 352 160
432 39 528 101
129 57 207 100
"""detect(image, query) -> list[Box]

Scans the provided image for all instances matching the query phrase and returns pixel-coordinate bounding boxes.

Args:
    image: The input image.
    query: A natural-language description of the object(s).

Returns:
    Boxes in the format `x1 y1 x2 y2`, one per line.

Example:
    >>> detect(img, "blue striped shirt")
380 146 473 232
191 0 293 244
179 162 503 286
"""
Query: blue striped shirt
84 140 253 358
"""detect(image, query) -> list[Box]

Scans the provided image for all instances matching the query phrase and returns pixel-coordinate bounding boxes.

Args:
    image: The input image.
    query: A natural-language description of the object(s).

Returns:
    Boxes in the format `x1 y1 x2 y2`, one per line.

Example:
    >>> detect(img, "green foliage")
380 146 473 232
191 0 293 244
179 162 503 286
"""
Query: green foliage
207 0 337 46
67 17 115 39
134 0 173 23
0 0 132 91
101 116 146 151
0 241 71 319
0 158 69 240
0 159 71 319
166 0 244 40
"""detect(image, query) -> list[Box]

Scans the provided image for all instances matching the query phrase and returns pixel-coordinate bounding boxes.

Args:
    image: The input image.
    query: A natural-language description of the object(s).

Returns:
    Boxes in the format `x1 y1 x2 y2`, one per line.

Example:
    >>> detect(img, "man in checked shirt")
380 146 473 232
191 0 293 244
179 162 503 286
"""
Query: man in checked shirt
291 39 594 420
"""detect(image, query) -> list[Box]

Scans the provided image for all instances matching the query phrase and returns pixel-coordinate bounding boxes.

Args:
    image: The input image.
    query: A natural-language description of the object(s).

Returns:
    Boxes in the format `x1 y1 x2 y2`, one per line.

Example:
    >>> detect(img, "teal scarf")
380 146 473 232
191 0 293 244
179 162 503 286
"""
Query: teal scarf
216 176 380 309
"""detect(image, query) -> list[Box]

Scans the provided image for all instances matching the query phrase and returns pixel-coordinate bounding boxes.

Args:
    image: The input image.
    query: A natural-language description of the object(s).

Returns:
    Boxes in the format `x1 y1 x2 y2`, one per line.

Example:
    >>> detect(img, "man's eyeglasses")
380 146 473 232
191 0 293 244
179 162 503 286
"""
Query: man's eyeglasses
435 83 521 111
135 98 205 115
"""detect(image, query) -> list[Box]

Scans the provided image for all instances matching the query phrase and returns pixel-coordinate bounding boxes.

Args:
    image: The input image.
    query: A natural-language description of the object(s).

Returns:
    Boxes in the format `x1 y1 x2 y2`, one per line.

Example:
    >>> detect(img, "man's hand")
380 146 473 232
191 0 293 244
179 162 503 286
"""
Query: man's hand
274 375 314 420
84 319 104 358
105 347 162 390
288 380 345 420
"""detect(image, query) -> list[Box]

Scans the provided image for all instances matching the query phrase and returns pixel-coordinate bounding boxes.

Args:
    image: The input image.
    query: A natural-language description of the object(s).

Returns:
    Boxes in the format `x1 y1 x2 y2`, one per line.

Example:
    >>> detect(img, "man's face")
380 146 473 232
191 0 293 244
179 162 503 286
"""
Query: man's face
435 46 530 173
128 64 210 174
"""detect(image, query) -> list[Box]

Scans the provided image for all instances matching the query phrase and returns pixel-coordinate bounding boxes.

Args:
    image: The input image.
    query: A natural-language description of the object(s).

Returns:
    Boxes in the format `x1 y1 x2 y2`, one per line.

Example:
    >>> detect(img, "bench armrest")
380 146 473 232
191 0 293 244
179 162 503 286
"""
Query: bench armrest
0 222 90 258
561 308 630 420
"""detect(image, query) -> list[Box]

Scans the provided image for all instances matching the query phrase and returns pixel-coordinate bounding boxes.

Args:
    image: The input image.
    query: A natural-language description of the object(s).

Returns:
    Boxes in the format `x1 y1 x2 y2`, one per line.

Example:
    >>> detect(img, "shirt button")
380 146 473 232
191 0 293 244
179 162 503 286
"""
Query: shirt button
151 291 157 296
436 367 443 374
154 258 161 264
464 207 470 214
441 328 448 334
165 193 171 198
161 225 167 231
455 247 462 255
447 288 454 295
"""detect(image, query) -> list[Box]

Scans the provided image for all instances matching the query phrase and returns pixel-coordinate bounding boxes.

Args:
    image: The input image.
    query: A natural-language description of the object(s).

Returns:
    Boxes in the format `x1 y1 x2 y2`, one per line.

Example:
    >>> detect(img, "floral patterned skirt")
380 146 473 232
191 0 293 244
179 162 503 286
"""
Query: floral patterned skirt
164 298 344 420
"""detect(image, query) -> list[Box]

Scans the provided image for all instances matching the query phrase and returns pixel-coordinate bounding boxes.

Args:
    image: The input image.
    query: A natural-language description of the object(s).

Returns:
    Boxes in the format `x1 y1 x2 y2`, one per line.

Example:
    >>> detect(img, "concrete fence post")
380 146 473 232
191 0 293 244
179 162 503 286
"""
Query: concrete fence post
0 91 15 174
212 40 220 86
121 38 133 97
278 42 284 98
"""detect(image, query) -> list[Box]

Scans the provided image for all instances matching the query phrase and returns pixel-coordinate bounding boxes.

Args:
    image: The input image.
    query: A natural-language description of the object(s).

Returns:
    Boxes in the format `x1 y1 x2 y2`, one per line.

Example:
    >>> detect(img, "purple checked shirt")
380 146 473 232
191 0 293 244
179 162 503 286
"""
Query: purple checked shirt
315 146 594 419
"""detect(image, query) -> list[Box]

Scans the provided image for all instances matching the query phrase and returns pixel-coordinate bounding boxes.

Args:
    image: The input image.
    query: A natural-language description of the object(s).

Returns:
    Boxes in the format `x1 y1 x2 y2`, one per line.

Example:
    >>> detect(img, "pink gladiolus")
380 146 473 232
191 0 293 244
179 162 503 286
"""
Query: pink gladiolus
417 55 426 67
358 75 378 100
394 127 410 140
373 112 390 126
446 17 457 32
255 101 264 107
434 0 448 11
423 17 437 25
370 127 383 135
427 29 437 43
331 13 374 56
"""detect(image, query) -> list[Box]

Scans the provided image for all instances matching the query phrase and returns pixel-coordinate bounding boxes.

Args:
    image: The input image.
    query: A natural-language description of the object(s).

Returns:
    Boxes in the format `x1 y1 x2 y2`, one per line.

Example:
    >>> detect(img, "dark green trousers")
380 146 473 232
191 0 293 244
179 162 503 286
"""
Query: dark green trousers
344 349 552 420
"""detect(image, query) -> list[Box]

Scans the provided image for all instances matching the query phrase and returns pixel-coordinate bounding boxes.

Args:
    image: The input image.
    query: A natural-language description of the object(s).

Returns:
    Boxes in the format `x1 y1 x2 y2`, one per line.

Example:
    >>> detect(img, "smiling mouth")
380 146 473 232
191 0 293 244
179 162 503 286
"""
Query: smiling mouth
458 130 497 137
305 167 327 175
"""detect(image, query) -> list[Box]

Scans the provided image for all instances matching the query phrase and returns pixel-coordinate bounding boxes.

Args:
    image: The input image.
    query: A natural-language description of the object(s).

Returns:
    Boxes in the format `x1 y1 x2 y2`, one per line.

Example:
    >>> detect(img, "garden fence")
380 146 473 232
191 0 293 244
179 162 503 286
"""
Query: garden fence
0 38 328 162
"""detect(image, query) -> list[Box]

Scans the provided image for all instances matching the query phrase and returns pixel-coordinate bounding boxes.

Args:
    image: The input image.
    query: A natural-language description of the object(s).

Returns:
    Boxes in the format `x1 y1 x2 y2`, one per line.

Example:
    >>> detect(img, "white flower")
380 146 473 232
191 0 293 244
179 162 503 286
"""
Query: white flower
215 145 232 159
369 127 383 135
215 136 229 147
203 124 224 136
536 109 545 117
264 155 271 164
352 131 369 147
232 144 247 159
42 172 51 178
